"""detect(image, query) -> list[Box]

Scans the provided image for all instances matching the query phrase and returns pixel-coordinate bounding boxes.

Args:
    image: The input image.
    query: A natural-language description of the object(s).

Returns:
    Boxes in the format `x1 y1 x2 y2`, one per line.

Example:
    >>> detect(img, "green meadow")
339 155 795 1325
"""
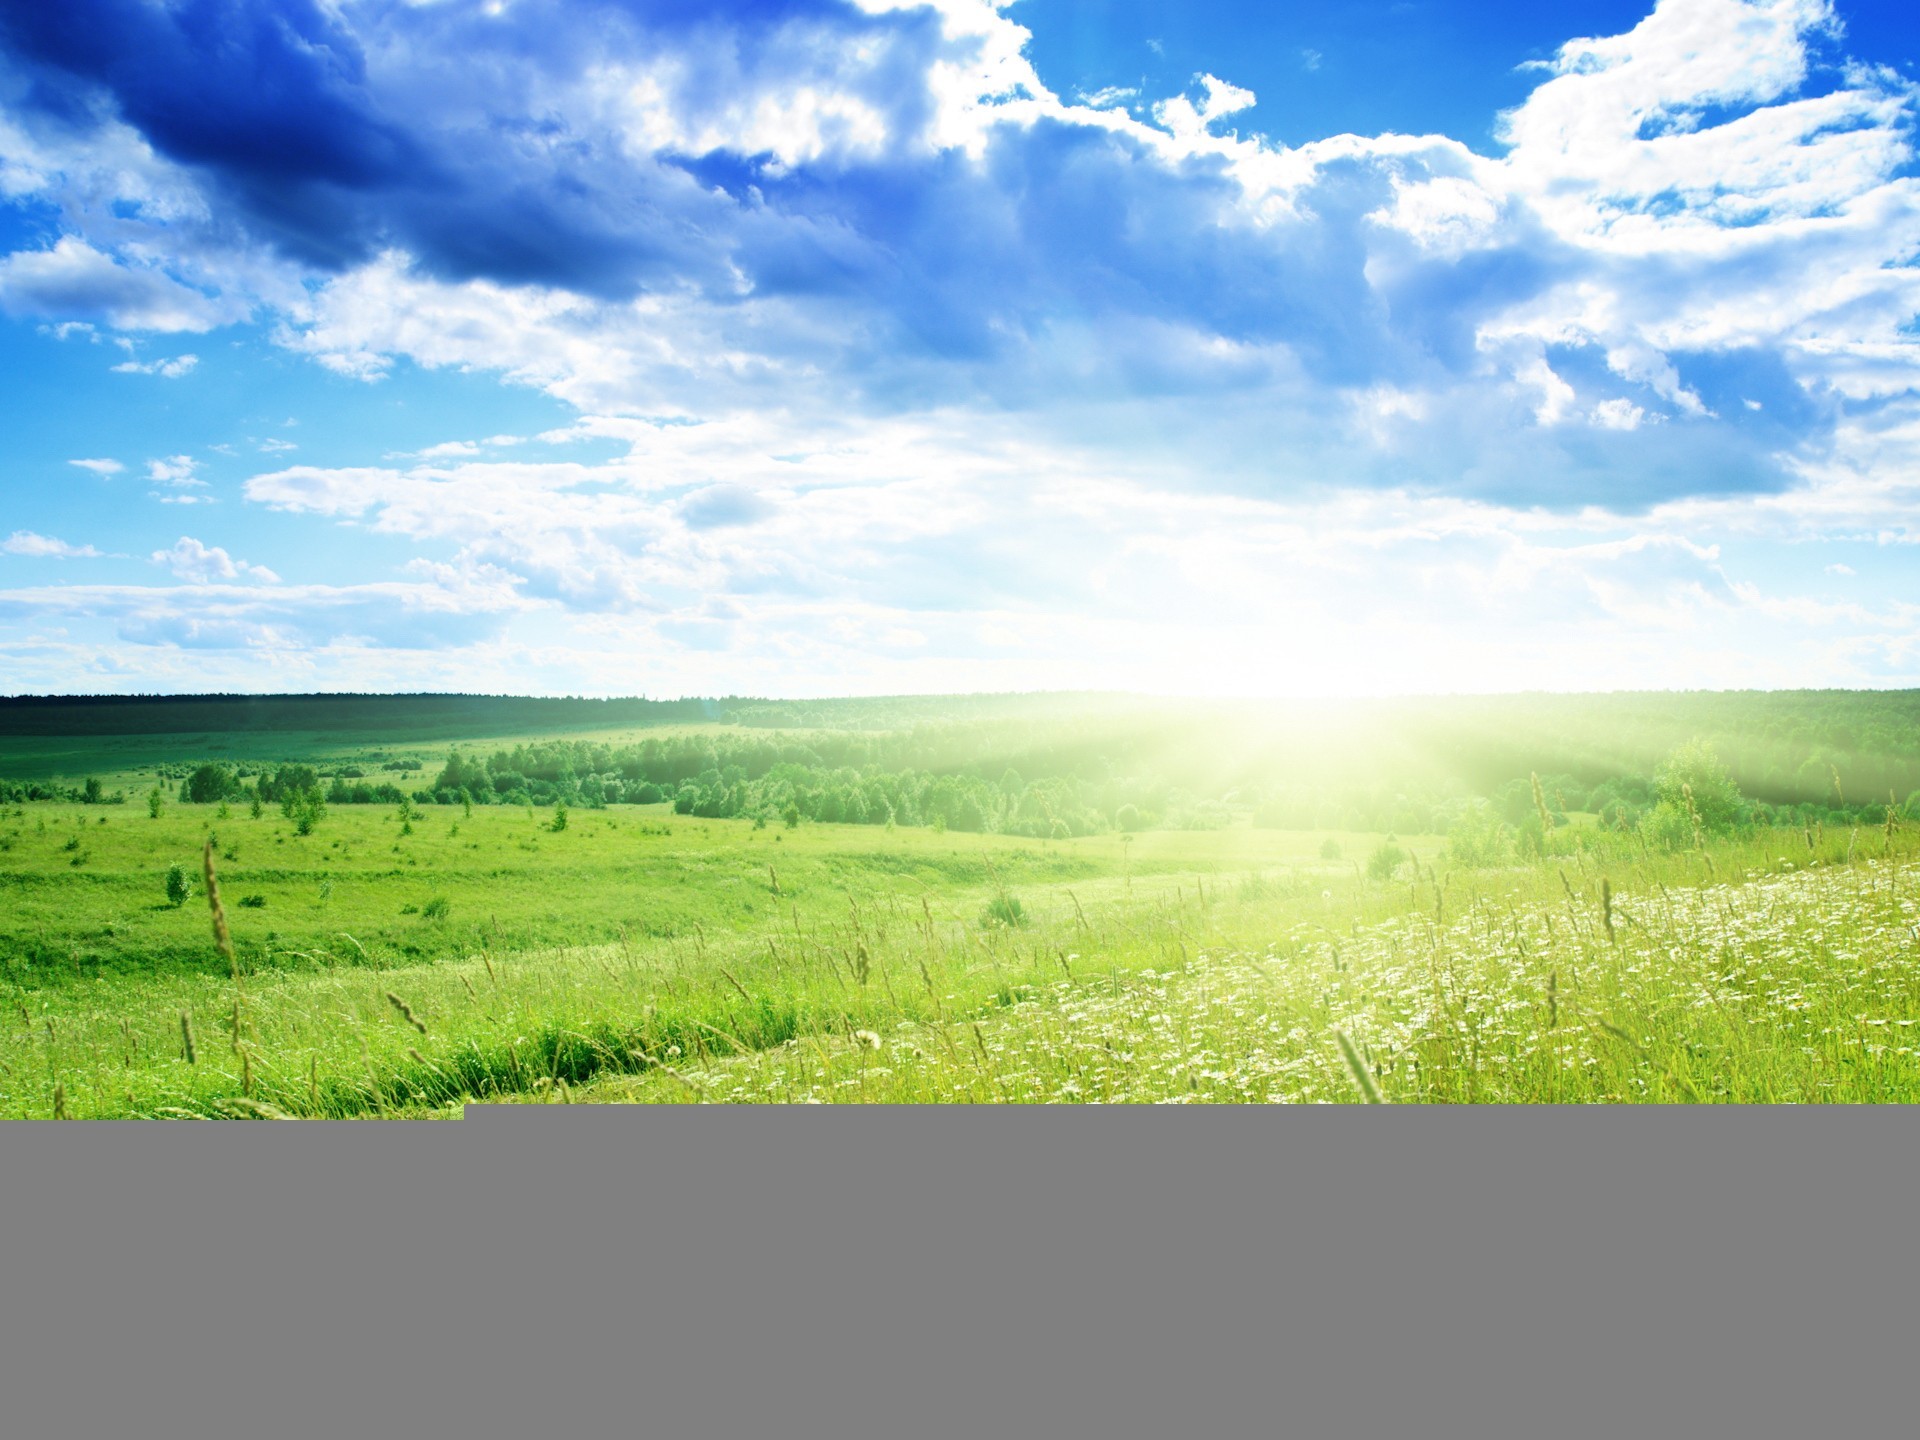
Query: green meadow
4 691 1920 1115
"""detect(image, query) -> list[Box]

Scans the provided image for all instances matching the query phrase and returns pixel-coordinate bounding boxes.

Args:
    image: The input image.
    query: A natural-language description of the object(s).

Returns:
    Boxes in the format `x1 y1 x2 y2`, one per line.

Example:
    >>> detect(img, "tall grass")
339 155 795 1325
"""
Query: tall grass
6 823 1917 1114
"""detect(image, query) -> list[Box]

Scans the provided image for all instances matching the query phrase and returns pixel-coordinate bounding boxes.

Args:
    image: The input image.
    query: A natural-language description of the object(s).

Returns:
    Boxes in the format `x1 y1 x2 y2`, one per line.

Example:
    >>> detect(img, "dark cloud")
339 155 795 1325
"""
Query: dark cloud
1 0 1908 511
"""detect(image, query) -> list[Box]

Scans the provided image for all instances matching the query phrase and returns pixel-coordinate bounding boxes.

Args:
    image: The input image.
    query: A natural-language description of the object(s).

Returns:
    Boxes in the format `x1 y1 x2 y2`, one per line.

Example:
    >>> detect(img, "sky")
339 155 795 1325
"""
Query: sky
0 0 1918 700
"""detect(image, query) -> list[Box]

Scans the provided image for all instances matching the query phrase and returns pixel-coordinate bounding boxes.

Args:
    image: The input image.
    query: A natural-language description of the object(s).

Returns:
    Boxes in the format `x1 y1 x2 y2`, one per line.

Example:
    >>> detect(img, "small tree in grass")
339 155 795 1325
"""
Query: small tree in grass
550 801 568 832
164 863 192 907
147 787 165 820
283 790 326 836
982 892 1027 928
1366 837 1408 882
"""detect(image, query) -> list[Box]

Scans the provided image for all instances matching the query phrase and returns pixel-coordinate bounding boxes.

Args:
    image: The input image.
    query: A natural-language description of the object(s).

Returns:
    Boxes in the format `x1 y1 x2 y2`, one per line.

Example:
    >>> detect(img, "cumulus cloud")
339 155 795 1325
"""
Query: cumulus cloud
4 0 1920 688
149 536 280 584
111 352 198 377
67 457 123 476
205 408 1906 692
0 0 1910 518
0 237 236 331
0 573 519 656
145 455 204 487
4 530 103 559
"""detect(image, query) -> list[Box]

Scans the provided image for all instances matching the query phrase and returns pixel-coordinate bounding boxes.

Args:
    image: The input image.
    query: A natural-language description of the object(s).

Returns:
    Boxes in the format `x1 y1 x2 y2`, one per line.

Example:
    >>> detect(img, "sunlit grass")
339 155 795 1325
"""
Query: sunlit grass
7 814 1916 1115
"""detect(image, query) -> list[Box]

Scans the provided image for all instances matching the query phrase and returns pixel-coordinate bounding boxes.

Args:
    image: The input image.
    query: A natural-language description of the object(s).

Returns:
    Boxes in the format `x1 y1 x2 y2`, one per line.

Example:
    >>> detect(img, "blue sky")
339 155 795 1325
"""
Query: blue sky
1 0 1918 697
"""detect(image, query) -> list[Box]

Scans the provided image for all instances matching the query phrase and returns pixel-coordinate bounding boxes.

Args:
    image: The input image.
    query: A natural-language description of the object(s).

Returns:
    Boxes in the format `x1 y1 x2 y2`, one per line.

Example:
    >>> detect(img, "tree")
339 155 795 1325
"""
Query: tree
164 863 192 907
1444 802 1513 869
1654 740 1746 834
260 764 322 803
184 763 240 804
283 790 326 836
1115 803 1142 834
1366 838 1408 881
147 787 164 820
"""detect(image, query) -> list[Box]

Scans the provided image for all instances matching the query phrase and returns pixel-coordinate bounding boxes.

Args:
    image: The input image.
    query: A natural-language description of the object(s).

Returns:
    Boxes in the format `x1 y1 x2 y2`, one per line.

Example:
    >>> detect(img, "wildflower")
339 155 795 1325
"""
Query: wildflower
853 1029 882 1050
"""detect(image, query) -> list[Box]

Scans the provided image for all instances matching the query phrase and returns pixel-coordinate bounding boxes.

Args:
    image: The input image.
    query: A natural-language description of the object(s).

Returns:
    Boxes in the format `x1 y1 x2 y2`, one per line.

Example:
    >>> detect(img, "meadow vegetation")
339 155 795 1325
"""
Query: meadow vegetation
3 691 1918 1115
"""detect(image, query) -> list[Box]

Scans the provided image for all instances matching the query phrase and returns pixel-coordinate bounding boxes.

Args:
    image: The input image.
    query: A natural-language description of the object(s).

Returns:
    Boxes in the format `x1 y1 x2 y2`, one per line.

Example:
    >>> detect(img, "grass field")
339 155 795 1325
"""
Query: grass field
5 786 1916 1114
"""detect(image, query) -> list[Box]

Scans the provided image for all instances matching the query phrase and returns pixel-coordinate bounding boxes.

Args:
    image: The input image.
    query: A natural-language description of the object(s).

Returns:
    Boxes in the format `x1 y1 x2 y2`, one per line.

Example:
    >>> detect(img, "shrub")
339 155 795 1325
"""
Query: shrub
1366 839 1408 882
1443 802 1513 869
238 894 267 909
1115 803 1142 833
1320 838 1342 860
282 790 326 836
1654 740 1745 833
1641 800 1697 853
184 763 241 804
420 896 451 921
164 863 192 907
981 893 1027 928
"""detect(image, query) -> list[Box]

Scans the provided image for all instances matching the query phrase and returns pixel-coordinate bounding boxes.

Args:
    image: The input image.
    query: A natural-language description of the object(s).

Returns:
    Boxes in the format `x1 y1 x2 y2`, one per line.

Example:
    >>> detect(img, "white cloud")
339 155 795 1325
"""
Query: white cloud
205 407 1919 690
1591 398 1649 431
7 0 1920 691
0 238 238 332
110 353 199 378
4 531 104 559
149 536 279 584
67 458 124 476
145 455 204 487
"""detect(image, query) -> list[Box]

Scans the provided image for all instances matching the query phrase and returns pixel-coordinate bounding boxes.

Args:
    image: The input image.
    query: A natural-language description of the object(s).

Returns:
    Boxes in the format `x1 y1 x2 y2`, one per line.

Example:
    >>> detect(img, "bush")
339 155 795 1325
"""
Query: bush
184 763 241 804
1115 804 1142 833
1641 800 1697 853
1654 740 1745 833
238 894 267 909
1366 839 1408 882
164 863 192 907
981 893 1027 928
1319 838 1342 860
282 790 326 836
1443 802 1513 869
420 896 451 921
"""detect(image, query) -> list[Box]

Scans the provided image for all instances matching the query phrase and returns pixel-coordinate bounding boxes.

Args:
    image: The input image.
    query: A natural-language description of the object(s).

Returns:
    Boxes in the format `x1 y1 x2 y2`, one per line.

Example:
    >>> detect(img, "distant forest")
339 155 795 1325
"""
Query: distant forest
0 693 732 737
5 689 1920 841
